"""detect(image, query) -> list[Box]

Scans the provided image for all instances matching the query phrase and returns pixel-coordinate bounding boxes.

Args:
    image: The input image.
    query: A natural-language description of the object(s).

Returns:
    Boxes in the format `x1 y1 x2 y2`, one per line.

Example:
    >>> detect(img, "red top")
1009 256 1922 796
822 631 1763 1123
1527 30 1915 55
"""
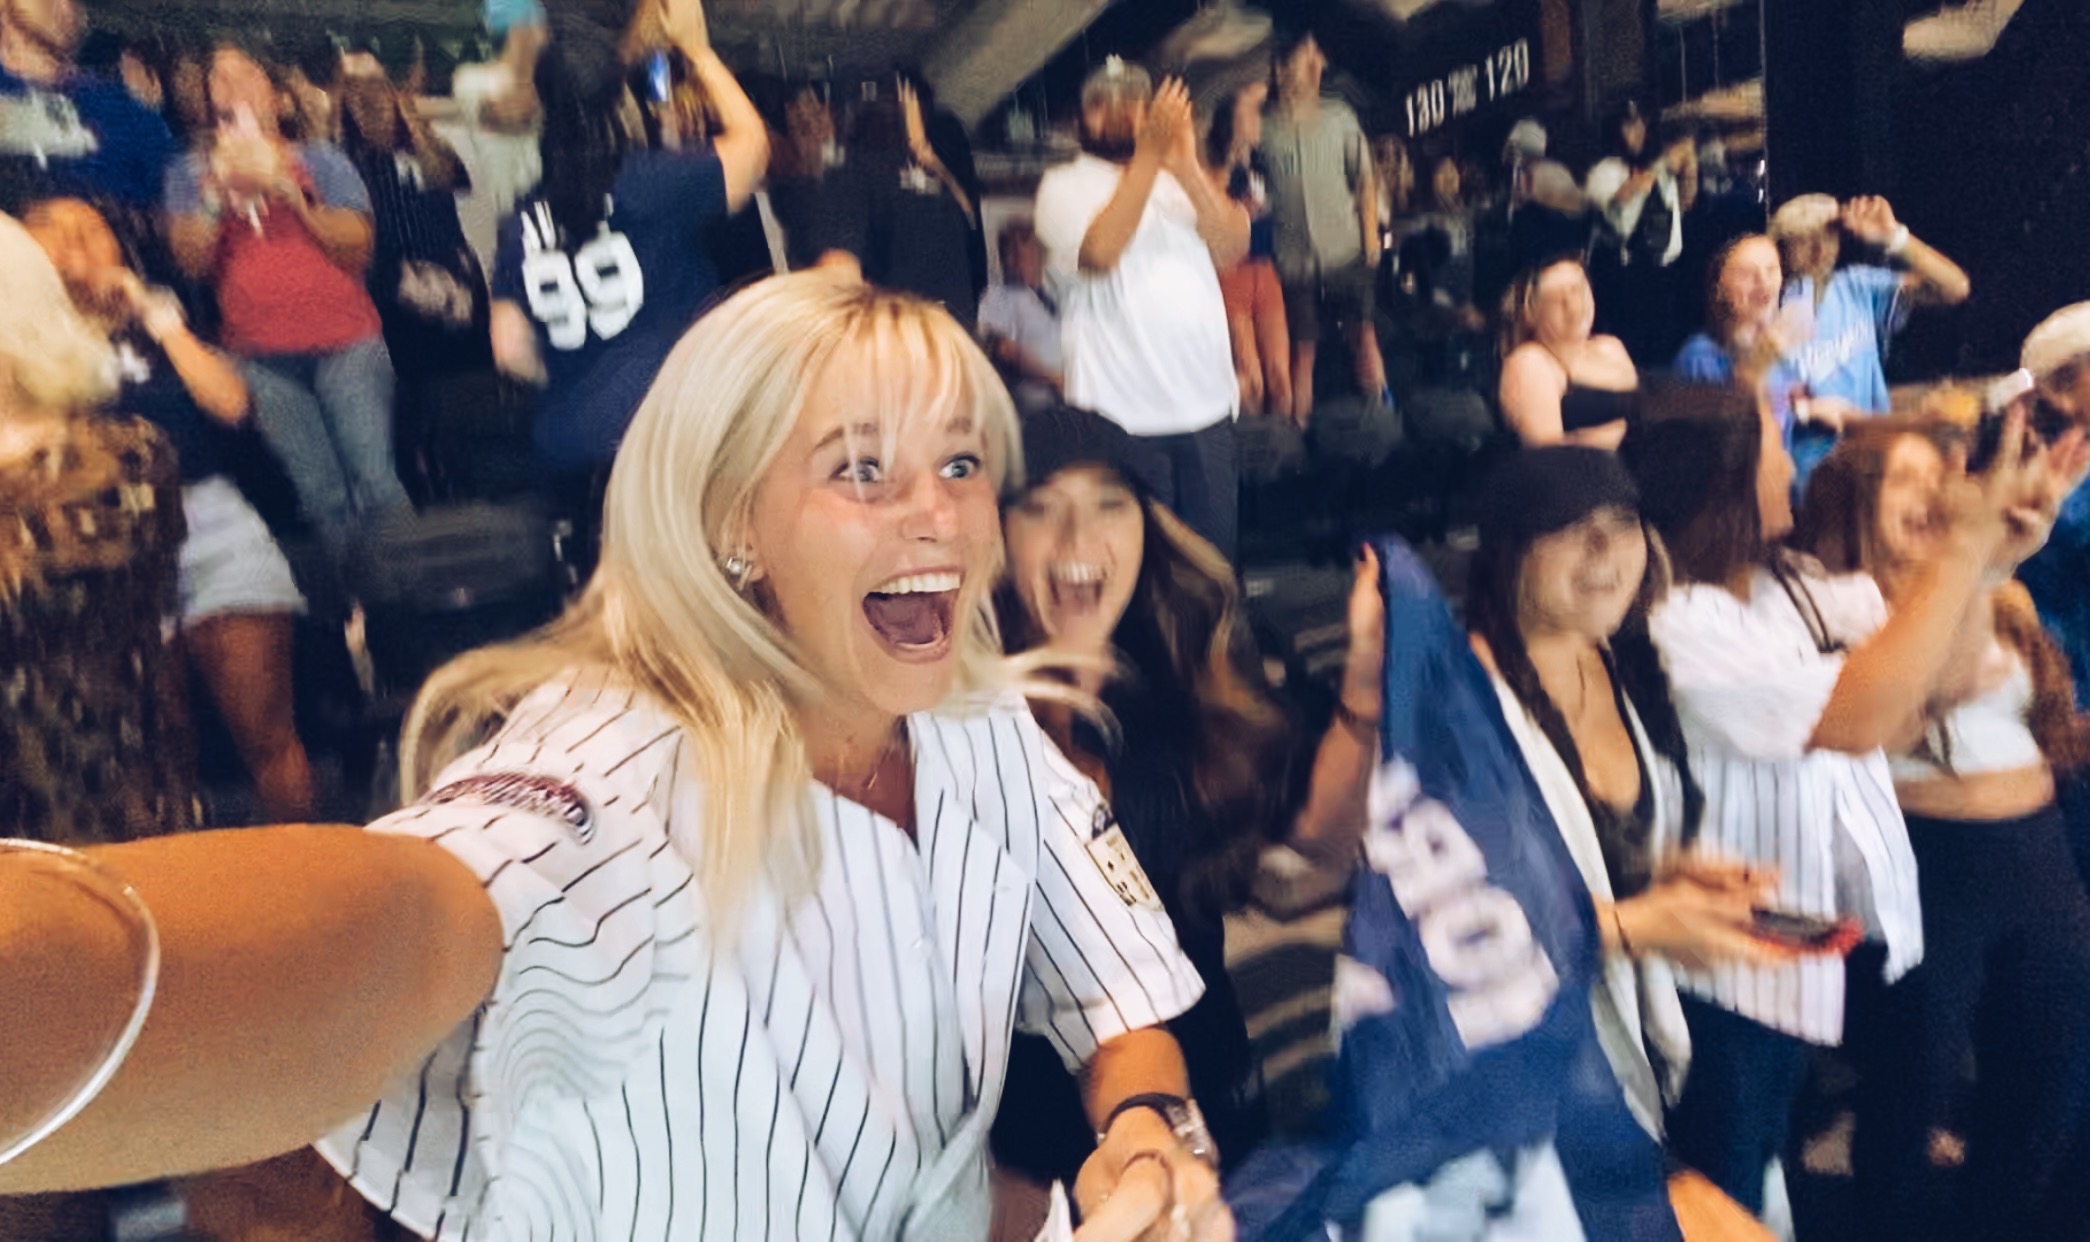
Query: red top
189 144 382 356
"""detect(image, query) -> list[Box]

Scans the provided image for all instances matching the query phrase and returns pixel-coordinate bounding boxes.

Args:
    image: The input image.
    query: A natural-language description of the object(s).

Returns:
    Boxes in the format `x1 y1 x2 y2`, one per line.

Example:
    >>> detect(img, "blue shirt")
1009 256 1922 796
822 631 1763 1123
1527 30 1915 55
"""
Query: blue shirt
1673 332 1801 435
0 67 176 208
493 149 728 471
2021 483 2090 708
1780 265 1910 415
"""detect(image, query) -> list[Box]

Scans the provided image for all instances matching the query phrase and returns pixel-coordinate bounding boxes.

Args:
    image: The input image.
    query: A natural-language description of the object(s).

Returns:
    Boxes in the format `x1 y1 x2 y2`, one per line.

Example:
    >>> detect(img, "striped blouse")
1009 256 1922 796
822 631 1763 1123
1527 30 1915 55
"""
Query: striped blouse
1648 563 1923 1045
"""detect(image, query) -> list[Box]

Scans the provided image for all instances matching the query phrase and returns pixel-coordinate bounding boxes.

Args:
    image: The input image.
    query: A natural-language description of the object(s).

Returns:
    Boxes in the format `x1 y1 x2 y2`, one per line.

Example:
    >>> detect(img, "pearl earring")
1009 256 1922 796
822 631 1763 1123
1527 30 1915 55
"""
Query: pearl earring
722 554 751 585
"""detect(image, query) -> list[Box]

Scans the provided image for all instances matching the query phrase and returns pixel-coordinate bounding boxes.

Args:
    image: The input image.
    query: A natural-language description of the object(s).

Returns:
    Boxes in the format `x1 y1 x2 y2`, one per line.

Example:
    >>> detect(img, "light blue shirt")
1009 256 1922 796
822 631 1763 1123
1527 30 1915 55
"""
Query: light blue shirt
1779 265 1910 415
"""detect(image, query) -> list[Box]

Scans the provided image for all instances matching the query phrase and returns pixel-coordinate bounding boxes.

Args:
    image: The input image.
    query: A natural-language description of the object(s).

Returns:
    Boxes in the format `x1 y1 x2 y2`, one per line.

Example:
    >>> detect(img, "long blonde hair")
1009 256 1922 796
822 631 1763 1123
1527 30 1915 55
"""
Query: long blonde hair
401 274 1024 915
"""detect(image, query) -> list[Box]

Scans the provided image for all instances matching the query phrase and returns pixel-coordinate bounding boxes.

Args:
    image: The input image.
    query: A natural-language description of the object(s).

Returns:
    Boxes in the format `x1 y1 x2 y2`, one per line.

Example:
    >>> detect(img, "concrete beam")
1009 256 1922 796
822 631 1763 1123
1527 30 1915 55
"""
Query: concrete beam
922 0 1114 126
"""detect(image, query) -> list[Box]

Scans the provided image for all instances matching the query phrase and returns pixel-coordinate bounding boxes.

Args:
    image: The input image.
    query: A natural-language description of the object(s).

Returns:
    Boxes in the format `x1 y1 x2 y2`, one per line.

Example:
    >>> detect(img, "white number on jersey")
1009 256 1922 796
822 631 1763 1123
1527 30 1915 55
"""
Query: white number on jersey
521 221 647 352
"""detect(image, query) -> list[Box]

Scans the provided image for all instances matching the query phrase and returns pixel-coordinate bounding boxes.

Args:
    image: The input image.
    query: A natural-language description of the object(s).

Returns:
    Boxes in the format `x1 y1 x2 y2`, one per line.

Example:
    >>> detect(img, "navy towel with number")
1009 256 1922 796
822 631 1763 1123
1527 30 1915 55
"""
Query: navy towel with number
1226 537 1675 1240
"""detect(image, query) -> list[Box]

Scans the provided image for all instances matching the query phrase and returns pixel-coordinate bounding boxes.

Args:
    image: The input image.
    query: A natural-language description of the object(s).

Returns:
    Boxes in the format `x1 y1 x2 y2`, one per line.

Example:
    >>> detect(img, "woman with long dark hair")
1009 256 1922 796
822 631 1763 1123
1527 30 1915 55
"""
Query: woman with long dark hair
1793 419 2090 1242
991 404 1384 1193
1467 445 1792 1239
1467 446 1797 1146
488 0 765 535
1619 387 2053 1222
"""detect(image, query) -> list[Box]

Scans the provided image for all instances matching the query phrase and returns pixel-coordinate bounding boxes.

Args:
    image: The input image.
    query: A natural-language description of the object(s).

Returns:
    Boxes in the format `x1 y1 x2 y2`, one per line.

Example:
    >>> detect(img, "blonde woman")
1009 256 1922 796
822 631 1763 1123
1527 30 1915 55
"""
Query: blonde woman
0 273 1230 1242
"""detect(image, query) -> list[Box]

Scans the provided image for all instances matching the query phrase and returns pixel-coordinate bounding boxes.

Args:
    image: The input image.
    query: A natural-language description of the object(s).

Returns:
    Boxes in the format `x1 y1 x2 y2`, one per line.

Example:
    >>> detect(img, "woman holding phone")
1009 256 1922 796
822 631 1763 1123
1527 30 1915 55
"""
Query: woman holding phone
1620 387 2052 1222
1794 419 2090 1242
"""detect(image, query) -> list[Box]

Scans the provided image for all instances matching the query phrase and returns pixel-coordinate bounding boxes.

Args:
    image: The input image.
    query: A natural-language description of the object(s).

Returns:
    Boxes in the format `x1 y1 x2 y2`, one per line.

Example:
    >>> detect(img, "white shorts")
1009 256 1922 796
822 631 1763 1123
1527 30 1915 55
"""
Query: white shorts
178 476 306 624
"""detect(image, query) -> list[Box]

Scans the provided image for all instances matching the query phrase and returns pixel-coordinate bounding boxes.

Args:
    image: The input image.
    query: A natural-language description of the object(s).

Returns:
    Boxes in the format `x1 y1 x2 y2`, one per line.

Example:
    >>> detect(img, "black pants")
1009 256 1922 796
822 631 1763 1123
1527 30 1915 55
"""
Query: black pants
1665 996 1814 1216
1849 805 2090 1242
1121 419 1238 563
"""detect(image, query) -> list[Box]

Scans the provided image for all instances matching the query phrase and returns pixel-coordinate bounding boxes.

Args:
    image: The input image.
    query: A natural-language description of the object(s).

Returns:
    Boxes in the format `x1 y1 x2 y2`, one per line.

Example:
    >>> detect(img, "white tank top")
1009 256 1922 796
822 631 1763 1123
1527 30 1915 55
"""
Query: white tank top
1889 646 2043 781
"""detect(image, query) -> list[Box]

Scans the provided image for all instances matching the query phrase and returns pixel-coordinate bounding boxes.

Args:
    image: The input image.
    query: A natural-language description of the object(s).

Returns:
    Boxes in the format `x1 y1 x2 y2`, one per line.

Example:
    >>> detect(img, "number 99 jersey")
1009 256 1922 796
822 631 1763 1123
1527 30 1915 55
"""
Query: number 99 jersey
492 148 729 471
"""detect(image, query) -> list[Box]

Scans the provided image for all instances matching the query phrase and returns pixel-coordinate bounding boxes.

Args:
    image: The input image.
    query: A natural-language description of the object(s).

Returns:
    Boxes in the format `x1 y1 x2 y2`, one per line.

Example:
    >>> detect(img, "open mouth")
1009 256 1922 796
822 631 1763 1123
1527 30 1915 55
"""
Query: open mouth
1048 562 1109 618
863 571 961 660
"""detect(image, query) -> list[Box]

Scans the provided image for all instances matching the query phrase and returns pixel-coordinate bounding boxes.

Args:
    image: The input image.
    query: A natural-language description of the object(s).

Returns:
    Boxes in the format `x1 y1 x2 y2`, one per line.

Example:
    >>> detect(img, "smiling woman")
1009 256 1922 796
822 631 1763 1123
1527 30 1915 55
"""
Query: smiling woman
0 272 1233 1242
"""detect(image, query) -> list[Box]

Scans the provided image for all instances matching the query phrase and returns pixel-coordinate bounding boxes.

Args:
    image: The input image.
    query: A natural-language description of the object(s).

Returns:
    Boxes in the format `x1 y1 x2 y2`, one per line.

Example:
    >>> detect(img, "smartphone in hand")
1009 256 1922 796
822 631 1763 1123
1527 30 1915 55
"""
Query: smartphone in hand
1750 908 1860 955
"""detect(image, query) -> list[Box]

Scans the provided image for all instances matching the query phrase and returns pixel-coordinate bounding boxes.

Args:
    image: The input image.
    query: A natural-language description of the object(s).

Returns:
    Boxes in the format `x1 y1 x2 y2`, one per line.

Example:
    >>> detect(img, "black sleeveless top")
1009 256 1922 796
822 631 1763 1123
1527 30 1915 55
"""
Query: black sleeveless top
1560 382 1640 434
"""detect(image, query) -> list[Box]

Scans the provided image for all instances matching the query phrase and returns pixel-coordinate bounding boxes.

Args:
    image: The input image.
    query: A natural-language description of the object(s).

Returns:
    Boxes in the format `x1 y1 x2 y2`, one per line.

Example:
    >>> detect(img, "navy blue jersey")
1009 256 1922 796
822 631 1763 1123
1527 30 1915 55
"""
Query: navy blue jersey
110 327 235 484
493 148 727 470
0 67 176 209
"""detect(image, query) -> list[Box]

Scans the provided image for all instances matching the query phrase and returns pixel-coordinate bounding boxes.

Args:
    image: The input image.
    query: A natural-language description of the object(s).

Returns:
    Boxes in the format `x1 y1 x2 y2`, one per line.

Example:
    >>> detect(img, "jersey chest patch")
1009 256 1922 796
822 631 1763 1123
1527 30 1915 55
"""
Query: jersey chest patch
426 772 595 844
1086 817 1161 910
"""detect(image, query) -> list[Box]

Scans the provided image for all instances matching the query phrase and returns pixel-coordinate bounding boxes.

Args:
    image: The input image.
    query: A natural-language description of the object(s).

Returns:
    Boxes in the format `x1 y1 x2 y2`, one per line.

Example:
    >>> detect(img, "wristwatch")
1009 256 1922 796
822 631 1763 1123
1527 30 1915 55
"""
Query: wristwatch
1099 1093 1219 1168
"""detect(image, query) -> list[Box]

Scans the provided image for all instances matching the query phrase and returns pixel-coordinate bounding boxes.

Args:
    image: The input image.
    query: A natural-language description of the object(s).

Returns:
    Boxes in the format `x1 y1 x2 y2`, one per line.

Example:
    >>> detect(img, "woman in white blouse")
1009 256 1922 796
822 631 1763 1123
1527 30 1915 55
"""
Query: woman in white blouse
1619 388 2046 1221
1464 446 1791 1240
1466 447 1796 1135
0 273 1231 1242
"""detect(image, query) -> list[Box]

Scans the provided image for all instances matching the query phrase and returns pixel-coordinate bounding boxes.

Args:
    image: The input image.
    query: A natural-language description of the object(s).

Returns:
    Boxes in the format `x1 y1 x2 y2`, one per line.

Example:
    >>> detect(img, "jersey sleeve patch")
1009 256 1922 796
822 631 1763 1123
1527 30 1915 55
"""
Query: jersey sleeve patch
424 772 595 844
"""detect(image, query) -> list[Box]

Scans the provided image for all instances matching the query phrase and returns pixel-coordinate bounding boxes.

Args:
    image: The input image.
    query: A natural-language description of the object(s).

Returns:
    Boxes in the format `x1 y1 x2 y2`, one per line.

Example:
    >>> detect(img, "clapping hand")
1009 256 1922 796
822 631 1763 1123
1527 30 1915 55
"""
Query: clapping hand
1137 78 1195 174
1997 424 2090 569
1944 410 2085 575
1839 196 1902 248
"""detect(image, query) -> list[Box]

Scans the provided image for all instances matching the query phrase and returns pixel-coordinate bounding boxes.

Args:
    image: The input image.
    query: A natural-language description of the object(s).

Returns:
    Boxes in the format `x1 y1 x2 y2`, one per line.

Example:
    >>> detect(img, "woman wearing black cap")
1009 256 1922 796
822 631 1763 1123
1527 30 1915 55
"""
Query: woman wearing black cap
1464 448 1800 1238
991 404 1387 1194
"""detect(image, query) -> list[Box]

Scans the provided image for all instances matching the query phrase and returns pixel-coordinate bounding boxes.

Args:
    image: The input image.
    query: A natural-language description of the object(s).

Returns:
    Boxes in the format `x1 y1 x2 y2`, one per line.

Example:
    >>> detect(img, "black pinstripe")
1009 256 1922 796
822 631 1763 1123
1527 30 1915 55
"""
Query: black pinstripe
318 689 1201 1240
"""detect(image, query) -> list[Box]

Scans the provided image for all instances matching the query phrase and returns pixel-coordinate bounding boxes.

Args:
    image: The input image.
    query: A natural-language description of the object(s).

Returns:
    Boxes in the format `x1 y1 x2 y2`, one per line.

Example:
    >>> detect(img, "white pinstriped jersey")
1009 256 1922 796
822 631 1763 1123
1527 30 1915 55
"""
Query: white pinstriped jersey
315 675 1204 1240
1649 566 1923 1046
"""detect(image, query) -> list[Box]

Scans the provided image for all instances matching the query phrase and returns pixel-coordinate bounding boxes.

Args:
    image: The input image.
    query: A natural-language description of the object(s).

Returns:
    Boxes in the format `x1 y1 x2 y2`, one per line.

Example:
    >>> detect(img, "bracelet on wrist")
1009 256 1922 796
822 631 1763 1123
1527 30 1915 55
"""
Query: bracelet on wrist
1611 906 1635 956
1884 224 1912 256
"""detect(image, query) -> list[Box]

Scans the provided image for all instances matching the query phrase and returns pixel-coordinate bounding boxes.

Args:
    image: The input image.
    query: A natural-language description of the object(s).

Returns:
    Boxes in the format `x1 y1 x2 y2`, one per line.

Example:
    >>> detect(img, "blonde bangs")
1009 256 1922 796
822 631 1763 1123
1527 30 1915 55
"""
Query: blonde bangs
404 274 1030 930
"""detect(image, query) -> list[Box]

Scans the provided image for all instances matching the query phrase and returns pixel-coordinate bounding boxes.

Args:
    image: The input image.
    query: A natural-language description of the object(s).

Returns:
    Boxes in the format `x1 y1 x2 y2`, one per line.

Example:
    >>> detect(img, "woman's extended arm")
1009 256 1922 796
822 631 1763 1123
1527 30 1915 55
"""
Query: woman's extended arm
0 826 502 1195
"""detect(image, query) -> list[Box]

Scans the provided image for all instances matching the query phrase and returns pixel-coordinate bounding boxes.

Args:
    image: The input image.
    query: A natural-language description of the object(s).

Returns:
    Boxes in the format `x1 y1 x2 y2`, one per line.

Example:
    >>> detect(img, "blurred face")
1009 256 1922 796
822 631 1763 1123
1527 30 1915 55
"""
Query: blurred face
1620 115 1648 157
1432 158 1461 208
1082 97 1145 161
1529 262 1596 346
171 57 210 131
1756 402 1796 539
3 0 81 59
1006 233 1043 287
2042 361 2090 424
1279 36 1325 101
21 198 123 310
1518 507 1648 640
1232 82 1267 150
1004 466 1145 658
209 49 278 131
1718 237 1783 329
341 77 400 148
1875 434 1948 569
744 354 1000 720
1783 229 1840 280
